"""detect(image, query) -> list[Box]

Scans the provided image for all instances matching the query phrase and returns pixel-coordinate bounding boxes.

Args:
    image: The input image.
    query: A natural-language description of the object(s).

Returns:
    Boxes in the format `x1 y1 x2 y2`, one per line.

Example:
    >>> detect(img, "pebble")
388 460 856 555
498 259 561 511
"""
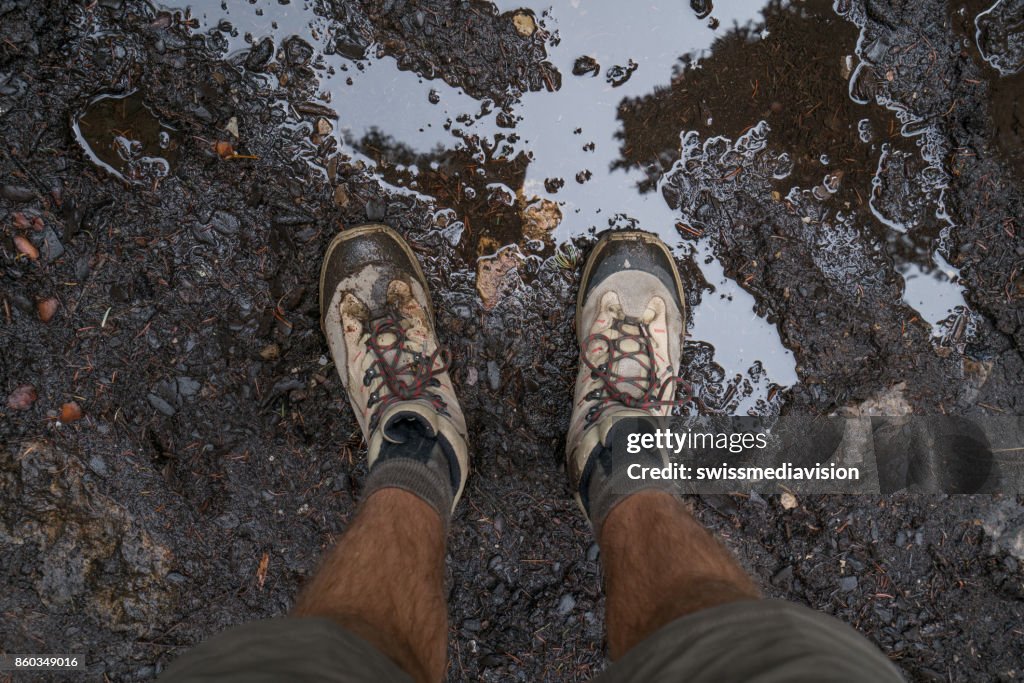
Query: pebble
556 593 576 615
88 455 109 477
839 576 858 592
147 393 176 416
41 226 64 261
176 377 201 398
365 199 387 220
487 360 501 390
1 184 34 201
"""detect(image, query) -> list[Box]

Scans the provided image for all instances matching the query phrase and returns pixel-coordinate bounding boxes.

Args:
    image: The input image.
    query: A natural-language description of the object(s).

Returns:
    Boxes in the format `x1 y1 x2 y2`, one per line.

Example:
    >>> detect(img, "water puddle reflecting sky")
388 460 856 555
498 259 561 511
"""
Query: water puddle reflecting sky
175 0 981 413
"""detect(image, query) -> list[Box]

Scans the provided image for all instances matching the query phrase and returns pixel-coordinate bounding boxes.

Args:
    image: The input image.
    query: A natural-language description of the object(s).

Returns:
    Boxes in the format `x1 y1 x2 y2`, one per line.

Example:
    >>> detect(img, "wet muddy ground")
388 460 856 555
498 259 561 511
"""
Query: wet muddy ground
2 0 1023 680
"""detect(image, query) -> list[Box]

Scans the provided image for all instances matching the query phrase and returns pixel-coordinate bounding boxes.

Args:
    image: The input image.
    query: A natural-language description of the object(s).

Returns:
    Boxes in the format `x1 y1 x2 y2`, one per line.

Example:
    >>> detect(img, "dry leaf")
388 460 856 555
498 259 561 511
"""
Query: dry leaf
14 235 39 260
512 11 536 36
256 552 270 589
214 141 235 158
60 401 83 423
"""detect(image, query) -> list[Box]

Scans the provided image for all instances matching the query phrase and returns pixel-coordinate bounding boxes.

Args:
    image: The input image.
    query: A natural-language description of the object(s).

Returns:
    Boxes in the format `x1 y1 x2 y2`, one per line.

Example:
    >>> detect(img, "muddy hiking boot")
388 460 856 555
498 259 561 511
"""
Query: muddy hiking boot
320 223 470 519
567 230 687 534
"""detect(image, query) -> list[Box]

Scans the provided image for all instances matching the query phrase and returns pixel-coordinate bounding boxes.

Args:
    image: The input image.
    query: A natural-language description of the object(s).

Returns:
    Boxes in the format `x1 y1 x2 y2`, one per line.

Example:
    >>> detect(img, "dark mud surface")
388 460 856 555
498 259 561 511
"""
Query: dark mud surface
2 0 1023 681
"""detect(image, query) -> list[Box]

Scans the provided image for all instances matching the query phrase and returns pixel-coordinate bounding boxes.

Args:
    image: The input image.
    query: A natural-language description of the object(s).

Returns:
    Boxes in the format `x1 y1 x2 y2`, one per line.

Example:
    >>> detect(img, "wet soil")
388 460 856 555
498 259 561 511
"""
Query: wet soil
2 0 1023 681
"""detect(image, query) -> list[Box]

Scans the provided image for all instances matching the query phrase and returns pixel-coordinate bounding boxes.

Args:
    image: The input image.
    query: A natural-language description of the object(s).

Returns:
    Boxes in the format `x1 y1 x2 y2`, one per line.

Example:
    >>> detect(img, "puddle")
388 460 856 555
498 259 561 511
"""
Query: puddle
898 254 976 339
974 0 1024 76
73 91 179 186
175 0 993 411
178 0 795 413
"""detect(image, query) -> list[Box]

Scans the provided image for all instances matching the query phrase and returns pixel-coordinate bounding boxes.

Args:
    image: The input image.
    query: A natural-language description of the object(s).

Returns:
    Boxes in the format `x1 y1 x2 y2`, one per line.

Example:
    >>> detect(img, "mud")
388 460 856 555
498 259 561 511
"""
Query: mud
1 0 1023 681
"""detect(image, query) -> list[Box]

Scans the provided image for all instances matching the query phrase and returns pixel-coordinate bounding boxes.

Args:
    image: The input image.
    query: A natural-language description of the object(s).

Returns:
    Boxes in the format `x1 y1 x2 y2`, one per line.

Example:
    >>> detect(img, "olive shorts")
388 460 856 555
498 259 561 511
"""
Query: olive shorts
160 598 903 682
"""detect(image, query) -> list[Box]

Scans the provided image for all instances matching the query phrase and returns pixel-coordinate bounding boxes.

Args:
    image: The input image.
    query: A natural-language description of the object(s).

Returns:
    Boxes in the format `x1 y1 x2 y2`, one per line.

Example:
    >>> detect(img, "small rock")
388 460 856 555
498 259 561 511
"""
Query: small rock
225 116 239 138
461 618 482 632
839 576 858 592
88 454 109 477
486 360 501 391
147 393 176 416
176 377 201 398
260 343 281 361
586 543 600 562
556 593 576 615
7 384 37 410
316 117 333 136
245 37 274 71
365 198 387 220
1 184 34 201
780 492 798 510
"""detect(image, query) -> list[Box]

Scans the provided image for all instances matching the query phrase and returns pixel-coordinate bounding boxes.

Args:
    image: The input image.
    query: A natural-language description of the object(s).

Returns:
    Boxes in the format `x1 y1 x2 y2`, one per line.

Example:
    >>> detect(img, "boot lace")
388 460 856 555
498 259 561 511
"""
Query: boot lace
362 313 450 431
581 315 681 424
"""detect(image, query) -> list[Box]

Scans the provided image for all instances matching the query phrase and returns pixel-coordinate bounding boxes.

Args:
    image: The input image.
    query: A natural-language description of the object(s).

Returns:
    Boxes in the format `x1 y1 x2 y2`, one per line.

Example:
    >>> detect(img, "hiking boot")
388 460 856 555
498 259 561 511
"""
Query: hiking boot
566 230 686 522
320 223 470 512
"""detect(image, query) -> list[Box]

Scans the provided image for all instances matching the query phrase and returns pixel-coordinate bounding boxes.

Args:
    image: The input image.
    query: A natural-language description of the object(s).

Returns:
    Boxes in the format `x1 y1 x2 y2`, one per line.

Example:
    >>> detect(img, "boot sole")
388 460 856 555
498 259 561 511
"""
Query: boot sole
576 230 686 334
319 223 435 330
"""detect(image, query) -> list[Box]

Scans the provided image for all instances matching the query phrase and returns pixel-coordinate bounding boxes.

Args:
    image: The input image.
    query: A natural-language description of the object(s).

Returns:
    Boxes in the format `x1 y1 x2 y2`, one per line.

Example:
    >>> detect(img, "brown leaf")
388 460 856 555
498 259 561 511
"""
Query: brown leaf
14 235 39 260
37 297 59 322
7 384 37 411
13 212 30 229
214 140 235 158
256 552 270 589
60 401 83 423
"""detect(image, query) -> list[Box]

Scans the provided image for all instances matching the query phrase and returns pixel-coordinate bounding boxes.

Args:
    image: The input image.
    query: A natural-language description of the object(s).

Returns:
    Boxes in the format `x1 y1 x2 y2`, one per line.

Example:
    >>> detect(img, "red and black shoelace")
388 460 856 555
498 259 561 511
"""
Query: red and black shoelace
364 314 450 430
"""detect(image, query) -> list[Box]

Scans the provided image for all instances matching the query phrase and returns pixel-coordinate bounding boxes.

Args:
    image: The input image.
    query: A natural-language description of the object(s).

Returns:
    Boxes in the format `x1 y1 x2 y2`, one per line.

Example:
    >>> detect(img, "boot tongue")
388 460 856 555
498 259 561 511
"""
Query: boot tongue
605 302 658 402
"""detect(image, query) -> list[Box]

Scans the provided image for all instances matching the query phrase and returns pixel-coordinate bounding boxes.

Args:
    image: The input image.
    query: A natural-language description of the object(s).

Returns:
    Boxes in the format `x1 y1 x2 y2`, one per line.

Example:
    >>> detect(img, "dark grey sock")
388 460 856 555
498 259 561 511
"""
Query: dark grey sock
362 414 457 521
579 418 675 538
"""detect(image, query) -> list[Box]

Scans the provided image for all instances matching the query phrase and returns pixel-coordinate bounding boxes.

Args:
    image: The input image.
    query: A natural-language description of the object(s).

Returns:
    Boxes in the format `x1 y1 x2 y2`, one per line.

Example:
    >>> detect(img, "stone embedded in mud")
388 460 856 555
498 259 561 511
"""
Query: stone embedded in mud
520 197 562 242
476 246 525 310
